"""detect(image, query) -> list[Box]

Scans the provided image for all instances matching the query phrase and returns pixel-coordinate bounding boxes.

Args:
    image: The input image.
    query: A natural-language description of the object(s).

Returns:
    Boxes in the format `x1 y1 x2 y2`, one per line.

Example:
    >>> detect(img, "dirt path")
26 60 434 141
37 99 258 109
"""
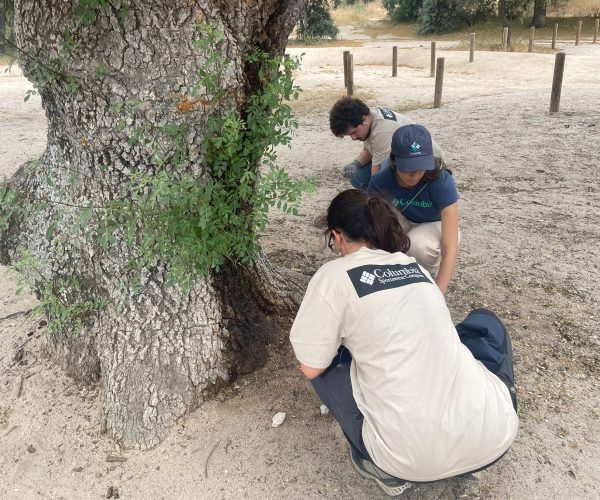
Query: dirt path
1 39 599 499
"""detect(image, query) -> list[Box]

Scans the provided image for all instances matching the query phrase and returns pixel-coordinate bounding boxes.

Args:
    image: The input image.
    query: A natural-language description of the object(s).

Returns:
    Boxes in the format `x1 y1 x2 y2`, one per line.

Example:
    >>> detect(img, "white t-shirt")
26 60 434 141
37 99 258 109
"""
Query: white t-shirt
290 247 518 481
364 108 444 167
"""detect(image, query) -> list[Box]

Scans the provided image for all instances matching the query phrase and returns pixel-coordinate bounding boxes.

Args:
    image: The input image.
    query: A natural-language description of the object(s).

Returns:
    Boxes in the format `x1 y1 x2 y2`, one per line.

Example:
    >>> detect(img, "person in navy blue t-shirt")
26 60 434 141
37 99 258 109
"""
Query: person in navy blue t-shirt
368 124 459 294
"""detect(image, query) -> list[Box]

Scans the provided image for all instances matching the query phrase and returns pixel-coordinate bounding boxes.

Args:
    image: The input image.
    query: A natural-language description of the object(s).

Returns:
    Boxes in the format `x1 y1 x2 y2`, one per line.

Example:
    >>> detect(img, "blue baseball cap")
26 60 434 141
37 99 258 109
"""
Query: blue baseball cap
390 124 435 172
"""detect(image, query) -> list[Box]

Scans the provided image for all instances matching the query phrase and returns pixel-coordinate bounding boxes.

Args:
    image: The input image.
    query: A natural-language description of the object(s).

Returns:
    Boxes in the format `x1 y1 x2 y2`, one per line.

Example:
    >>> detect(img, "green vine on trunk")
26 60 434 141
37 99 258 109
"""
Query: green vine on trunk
11 250 105 335
1 21 313 328
98 25 314 288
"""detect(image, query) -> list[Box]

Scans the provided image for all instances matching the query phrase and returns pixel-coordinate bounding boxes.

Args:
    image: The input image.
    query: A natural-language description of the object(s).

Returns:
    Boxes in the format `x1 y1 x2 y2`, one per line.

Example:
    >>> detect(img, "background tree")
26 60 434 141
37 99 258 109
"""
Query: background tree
333 0 374 6
298 0 339 40
531 0 547 28
499 0 531 27
0 0 15 54
417 0 459 34
1 0 308 450
453 0 496 26
382 0 423 23
387 0 495 34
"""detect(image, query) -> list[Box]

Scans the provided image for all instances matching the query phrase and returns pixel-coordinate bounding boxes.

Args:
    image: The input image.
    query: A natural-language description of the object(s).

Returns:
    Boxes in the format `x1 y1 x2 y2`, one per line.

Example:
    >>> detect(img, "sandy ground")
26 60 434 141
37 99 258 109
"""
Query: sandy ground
1 33 600 499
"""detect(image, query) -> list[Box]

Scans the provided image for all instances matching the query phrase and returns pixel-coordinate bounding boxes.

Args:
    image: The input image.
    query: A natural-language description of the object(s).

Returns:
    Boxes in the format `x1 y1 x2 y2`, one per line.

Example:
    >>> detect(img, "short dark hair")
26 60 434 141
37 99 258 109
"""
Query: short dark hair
329 97 370 138
323 189 410 253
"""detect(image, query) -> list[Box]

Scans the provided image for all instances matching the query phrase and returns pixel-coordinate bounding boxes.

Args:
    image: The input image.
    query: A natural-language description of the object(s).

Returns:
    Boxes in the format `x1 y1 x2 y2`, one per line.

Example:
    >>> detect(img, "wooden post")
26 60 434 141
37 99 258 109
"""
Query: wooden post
594 19 599 44
502 27 509 52
347 53 354 96
430 41 436 77
507 25 512 49
528 26 535 52
392 46 398 77
575 20 582 46
343 50 350 88
433 57 445 108
550 52 566 113
552 22 558 49
469 33 475 62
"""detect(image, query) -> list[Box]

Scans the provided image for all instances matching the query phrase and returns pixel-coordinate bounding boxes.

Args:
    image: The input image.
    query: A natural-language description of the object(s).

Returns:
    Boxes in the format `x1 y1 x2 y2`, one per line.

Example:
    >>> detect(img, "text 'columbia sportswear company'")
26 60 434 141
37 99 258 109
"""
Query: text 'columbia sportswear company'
347 262 432 298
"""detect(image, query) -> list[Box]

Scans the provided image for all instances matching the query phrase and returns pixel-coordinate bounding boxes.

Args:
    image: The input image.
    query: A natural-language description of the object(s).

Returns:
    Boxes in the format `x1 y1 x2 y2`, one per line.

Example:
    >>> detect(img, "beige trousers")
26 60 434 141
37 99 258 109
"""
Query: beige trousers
398 215 459 278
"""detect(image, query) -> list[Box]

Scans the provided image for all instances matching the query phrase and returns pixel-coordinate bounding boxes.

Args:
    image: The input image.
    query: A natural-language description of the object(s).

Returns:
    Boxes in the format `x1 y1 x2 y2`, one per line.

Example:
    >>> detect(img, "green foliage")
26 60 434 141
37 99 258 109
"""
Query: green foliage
1 0 15 54
12 251 103 335
74 0 130 26
298 0 339 40
502 0 531 20
97 26 314 287
384 0 499 31
23 28 78 101
1 162 48 233
0 176 21 232
382 0 422 23
333 0 374 6
4 21 313 333
446 0 497 27
21 0 130 100
418 0 495 34
418 0 459 34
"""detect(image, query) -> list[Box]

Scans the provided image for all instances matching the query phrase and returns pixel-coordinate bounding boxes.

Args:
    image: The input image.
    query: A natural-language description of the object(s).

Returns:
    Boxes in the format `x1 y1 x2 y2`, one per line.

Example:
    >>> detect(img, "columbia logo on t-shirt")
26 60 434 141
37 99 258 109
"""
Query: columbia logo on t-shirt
378 107 397 121
360 271 376 285
347 262 432 298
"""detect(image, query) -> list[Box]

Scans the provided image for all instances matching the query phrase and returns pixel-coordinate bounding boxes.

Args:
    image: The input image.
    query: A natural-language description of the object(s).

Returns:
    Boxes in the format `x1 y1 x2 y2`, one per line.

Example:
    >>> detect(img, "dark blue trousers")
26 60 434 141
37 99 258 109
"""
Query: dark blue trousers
310 308 517 478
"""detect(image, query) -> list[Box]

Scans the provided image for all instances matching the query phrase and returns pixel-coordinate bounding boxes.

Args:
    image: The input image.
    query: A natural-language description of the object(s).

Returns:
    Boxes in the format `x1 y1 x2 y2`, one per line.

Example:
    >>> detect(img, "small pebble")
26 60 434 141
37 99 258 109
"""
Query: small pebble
272 412 286 427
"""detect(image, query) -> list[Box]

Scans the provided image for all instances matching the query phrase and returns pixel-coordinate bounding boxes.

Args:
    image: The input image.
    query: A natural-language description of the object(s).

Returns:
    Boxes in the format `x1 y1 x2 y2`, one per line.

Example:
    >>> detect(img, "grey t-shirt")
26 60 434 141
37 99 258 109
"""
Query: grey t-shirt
364 108 444 166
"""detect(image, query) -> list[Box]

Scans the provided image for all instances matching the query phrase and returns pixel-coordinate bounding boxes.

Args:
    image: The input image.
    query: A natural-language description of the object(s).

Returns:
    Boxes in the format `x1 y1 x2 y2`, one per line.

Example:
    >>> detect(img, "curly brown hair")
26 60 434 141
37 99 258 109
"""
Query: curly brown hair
329 97 370 138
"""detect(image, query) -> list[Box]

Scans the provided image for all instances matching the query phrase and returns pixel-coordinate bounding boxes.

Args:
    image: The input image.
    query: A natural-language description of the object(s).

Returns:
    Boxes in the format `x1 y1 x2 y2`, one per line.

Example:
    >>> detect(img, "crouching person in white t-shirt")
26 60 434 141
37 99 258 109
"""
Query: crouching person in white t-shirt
289 189 518 497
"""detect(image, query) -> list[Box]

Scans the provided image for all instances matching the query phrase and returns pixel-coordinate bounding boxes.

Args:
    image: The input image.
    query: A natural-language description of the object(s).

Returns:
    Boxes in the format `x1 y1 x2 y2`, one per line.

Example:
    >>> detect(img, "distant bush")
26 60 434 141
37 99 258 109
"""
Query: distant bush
333 0 374 6
382 0 422 23
298 0 339 40
417 0 496 34
456 0 497 24
418 0 459 34
502 0 531 21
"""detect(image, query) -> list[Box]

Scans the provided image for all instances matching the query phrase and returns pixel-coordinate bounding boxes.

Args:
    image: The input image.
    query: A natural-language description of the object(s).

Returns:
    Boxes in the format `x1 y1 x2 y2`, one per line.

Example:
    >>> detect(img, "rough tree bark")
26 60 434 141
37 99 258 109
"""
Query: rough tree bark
2 0 307 450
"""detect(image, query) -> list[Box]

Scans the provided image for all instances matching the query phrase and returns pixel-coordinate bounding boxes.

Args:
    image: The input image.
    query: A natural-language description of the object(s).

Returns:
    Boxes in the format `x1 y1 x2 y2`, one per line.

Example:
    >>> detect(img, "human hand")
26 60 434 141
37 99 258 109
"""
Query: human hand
341 160 362 180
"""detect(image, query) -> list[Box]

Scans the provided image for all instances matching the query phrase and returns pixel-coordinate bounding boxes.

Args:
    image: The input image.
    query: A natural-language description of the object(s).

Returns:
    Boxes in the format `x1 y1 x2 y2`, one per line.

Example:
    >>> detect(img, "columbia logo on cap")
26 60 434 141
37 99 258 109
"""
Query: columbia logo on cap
390 124 435 172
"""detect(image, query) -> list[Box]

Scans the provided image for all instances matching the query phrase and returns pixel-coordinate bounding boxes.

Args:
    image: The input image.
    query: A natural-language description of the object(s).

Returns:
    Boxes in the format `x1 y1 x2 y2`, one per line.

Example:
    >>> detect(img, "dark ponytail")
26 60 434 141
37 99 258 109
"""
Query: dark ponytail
325 189 409 253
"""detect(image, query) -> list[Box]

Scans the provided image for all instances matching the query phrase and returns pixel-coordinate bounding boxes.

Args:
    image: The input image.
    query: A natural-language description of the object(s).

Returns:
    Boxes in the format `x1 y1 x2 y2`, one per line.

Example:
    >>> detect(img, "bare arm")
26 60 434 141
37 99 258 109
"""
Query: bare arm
436 202 459 295
353 148 381 175
299 363 326 380
356 148 372 167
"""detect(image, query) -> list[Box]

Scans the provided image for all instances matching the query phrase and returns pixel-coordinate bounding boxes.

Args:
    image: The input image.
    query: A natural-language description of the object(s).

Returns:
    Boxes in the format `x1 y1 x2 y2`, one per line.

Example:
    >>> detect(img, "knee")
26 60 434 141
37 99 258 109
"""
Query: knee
406 233 441 276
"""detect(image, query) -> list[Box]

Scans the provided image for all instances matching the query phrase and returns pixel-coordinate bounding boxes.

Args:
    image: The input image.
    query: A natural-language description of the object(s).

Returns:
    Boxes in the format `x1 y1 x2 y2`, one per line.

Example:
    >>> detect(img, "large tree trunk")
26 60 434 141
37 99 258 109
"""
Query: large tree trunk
3 0 306 450
531 0 546 28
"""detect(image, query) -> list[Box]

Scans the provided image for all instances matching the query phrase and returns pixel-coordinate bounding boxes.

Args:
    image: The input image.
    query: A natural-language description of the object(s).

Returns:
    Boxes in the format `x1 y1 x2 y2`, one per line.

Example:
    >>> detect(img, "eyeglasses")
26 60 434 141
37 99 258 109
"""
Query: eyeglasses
327 231 336 253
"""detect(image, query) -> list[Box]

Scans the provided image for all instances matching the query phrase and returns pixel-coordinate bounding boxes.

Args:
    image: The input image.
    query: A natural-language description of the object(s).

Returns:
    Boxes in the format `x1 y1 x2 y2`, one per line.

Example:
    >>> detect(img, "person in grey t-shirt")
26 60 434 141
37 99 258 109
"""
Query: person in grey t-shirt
329 97 444 190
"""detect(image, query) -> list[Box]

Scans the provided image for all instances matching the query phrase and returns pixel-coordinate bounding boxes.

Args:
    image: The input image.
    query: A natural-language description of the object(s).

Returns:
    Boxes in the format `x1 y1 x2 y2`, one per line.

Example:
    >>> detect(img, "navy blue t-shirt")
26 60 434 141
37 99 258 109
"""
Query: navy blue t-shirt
368 168 459 223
